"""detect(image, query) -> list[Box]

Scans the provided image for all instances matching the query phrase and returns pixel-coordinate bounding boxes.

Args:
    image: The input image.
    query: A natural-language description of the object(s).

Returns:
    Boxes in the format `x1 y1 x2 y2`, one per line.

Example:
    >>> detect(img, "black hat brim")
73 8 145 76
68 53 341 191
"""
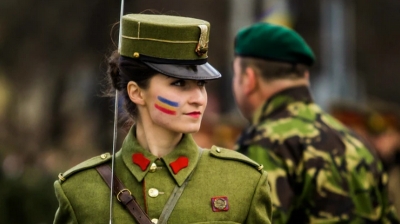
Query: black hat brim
143 62 221 80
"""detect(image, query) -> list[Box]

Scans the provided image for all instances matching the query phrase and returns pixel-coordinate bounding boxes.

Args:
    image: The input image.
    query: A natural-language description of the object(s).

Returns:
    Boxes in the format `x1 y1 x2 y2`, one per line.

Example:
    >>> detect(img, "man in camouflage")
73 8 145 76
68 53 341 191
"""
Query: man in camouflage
232 22 399 223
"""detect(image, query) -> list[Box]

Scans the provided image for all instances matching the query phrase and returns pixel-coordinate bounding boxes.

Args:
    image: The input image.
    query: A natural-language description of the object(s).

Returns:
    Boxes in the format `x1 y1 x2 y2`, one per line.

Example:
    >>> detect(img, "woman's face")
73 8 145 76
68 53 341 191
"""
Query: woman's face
141 74 208 134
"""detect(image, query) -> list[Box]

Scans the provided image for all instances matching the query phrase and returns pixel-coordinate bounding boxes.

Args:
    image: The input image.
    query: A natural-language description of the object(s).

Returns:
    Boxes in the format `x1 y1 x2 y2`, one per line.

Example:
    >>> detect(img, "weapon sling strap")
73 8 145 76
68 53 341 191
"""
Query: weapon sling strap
157 147 203 224
96 164 153 224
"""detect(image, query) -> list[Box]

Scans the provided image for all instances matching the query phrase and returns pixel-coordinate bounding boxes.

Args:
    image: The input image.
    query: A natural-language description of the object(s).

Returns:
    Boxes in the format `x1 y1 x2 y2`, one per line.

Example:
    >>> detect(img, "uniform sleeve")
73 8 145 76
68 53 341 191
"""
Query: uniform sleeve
245 144 297 224
378 172 400 223
53 181 78 224
388 167 400 221
363 165 399 223
245 170 272 224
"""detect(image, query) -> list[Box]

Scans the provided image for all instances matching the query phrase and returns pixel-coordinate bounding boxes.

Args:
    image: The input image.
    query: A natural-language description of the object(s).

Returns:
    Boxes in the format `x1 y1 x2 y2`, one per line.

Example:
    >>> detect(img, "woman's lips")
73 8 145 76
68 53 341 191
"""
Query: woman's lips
186 111 201 118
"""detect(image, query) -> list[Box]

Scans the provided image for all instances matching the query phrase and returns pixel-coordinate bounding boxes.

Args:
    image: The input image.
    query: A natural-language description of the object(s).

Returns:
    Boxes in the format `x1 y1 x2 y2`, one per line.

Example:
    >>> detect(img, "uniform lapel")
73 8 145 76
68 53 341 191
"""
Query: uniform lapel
120 127 200 186
121 128 158 182
161 134 199 186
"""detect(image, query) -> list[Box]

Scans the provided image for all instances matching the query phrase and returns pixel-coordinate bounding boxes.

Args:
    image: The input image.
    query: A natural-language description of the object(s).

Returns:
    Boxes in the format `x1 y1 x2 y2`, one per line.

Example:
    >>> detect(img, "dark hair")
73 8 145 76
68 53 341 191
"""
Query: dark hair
106 50 158 120
238 57 309 81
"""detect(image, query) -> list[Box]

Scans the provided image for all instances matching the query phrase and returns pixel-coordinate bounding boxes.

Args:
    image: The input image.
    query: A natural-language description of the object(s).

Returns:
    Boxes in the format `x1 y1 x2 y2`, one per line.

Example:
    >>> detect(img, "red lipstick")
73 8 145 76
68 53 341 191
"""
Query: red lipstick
186 111 201 118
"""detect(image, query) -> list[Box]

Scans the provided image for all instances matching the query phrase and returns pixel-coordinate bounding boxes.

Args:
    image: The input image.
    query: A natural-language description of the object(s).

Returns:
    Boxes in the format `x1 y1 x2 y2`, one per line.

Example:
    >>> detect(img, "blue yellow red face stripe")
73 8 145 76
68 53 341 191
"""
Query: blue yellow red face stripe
154 96 179 115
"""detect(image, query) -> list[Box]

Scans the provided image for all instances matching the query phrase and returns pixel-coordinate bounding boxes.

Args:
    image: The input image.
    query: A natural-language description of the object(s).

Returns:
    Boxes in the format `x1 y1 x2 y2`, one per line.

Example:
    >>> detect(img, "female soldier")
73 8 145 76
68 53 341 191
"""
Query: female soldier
53 14 272 224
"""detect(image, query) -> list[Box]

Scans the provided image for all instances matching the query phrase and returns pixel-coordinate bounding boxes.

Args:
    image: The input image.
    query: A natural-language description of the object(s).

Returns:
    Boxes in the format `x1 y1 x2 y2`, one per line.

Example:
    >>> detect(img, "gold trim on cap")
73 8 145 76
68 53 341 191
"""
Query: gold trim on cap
195 24 208 56
137 21 141 38
122 35 199 44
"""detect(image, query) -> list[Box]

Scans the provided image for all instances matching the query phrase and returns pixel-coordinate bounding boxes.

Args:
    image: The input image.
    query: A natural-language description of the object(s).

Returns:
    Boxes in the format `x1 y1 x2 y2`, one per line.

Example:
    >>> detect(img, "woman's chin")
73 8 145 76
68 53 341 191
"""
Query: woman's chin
180 126 201 134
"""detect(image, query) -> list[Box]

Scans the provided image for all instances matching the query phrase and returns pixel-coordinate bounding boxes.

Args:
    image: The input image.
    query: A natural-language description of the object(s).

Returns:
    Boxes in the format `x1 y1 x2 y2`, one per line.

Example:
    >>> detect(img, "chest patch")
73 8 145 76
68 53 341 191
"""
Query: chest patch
211 196 229 212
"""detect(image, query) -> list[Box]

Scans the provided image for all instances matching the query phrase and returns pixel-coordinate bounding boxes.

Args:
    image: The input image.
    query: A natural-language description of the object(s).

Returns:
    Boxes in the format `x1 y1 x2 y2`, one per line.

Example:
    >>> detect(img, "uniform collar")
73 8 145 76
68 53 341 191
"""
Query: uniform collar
235 85 314 150
121 127 200 186
251 85 313 125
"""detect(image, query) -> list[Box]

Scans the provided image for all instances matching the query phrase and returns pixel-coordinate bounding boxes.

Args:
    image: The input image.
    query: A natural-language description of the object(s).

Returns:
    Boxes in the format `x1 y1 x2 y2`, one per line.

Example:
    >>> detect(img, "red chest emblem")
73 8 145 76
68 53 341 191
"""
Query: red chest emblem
211 196 229 212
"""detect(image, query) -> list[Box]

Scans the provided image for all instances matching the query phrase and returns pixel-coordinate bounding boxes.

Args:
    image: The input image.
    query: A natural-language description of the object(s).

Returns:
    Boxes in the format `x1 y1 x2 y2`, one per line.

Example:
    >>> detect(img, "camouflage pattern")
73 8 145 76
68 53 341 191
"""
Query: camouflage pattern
236 86 399 223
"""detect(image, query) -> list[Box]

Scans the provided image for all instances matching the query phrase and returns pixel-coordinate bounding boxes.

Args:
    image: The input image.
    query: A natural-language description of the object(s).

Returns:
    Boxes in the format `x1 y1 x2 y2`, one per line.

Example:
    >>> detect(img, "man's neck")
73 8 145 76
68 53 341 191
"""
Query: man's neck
259 78 309 104
246 78 309 120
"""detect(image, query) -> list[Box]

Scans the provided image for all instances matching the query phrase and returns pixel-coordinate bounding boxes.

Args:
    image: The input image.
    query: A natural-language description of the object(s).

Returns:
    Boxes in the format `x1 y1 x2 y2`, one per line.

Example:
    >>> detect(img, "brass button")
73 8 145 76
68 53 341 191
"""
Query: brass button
216 147 221 153
151 218 158 224
133 52 140 58
148 188 159 198
58 173 65 182
100 153 108 159
148 188 164 198
149 163 157 172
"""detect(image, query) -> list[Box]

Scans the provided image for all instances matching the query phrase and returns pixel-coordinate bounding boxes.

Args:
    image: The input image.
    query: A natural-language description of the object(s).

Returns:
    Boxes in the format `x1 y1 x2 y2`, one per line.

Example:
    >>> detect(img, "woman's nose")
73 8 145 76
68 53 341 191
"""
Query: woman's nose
188 86 207 106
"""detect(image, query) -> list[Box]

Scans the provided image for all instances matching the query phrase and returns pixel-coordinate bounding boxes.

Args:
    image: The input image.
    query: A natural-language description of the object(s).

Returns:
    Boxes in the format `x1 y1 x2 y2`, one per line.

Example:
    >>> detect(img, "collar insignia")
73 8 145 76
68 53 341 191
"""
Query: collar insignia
169 156 189 174
132 153 150 171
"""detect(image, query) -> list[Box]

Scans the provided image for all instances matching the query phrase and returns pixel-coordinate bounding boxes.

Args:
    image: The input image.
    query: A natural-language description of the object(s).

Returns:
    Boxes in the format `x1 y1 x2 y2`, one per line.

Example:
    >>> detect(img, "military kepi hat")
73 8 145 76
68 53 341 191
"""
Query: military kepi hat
234 23 315 66
120 14 221 80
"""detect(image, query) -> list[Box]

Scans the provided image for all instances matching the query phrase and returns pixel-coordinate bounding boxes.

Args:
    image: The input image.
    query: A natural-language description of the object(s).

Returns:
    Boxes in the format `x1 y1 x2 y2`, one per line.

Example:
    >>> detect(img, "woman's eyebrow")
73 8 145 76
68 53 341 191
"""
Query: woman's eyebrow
165 76 177 80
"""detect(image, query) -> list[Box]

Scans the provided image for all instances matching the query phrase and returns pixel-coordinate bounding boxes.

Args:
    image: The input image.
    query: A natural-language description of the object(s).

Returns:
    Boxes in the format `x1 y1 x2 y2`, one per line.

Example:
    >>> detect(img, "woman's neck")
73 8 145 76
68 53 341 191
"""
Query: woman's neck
135 119 182 158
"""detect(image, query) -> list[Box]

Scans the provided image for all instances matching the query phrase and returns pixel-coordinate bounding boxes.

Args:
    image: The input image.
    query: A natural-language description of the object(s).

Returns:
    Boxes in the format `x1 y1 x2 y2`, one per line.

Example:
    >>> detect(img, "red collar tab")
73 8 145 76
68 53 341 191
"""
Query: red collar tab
169 156 189 174
211 196 229 212
132 153 151 171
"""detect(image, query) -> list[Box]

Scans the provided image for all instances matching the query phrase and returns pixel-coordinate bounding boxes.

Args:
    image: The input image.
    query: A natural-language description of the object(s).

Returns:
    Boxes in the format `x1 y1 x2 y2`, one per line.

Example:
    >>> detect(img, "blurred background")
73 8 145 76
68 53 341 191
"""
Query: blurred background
1 0 400 223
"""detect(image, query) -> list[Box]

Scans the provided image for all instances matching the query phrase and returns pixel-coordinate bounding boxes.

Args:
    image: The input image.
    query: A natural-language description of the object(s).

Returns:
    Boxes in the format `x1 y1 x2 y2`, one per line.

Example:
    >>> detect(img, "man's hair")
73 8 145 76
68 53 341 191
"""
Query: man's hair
239 57 309 81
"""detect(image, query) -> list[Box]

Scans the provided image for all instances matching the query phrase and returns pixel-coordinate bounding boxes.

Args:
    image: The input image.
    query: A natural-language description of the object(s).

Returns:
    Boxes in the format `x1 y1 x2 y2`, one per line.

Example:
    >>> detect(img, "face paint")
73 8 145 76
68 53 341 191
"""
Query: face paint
154 96 179 115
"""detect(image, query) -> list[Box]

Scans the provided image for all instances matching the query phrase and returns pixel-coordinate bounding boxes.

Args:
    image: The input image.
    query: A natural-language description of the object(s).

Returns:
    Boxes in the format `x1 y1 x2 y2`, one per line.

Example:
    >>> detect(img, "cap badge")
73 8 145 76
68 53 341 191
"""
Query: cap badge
211 196 229 212
132 153 151 171
195 25 208 56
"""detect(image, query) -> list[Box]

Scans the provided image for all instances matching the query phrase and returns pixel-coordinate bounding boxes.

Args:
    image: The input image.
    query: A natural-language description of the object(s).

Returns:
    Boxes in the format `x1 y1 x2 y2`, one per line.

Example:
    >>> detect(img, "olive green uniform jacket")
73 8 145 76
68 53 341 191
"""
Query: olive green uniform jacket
236 86 399 223
54 128 272 224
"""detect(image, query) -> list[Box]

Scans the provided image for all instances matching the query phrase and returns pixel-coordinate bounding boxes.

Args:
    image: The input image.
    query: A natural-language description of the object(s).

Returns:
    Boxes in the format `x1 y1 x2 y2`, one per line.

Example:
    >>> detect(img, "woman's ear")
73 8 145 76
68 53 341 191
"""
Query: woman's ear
243 67 258 95
127 81 145 105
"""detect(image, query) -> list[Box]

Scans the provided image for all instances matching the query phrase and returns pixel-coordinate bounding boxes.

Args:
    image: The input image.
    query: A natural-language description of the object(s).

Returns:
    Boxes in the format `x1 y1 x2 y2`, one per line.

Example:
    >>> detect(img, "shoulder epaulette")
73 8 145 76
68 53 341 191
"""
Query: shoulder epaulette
58 153 112 183
209 146 264 173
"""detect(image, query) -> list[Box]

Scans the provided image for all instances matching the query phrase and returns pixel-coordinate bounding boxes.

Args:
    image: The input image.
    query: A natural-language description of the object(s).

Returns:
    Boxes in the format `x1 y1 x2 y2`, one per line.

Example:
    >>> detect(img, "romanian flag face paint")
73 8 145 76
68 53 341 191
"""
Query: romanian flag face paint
154 96 179 115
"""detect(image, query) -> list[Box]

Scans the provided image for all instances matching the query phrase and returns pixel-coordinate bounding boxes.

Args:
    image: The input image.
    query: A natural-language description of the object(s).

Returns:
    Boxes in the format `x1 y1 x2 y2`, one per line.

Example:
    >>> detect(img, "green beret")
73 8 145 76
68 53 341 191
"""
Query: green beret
120 14 221 80
234 23 315 66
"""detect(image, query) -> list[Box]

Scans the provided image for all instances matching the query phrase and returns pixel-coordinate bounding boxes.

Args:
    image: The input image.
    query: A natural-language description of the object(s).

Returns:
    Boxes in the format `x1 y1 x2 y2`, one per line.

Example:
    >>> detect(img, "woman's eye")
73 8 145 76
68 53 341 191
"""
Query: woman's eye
197 80 207 87
172 80 185 86
171 80 206 87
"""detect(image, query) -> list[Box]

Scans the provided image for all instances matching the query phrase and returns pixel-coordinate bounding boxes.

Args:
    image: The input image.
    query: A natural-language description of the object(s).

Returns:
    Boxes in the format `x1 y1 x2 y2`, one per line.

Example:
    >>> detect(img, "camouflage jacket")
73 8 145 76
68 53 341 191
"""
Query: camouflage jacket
236 86 399 223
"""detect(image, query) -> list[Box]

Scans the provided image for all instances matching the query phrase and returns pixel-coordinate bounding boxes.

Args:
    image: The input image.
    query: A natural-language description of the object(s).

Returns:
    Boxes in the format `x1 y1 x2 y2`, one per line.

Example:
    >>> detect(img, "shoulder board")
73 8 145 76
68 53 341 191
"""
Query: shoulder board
58 153 112 183
209 146 264 173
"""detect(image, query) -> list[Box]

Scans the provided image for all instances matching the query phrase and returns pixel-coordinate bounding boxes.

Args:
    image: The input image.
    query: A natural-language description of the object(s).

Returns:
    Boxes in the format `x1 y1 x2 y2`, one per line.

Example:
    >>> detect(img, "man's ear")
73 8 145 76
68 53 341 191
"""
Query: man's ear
127 81 145 105
243 67 258 95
